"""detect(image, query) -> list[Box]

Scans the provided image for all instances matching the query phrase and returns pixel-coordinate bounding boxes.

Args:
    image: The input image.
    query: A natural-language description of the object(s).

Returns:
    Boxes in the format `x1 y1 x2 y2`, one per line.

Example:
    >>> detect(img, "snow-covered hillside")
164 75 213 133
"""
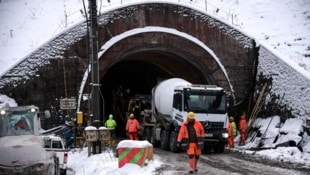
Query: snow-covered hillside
0 0 309 78
0 0 84 76
213 0 310 73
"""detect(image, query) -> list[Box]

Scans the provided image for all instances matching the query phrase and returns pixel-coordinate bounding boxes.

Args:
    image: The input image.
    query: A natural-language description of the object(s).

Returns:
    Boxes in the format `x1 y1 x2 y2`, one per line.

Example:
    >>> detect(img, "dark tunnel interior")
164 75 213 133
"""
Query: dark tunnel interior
100 60 173 137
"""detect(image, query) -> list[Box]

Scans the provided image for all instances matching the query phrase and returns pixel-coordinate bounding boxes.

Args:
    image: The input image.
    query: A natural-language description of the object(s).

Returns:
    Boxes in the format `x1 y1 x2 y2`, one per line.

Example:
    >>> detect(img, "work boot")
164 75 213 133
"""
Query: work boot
188 158 195 173
193 158 198 172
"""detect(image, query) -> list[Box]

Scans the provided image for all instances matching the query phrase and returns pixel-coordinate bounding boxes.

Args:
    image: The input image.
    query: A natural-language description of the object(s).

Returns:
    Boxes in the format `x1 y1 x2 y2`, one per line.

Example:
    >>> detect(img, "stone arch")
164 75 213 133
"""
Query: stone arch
0 2 257 127
78 27 238 109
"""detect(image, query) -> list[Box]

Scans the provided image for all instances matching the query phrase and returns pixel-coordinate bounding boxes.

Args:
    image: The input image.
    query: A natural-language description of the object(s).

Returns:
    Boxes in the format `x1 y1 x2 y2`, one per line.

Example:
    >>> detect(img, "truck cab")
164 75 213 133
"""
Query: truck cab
149 78 229 153
0 105 59 175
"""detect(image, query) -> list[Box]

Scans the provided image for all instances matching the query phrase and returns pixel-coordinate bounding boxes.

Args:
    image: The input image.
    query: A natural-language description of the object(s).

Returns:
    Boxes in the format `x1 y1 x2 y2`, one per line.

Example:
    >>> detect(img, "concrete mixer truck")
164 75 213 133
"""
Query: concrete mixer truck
140 78 229 153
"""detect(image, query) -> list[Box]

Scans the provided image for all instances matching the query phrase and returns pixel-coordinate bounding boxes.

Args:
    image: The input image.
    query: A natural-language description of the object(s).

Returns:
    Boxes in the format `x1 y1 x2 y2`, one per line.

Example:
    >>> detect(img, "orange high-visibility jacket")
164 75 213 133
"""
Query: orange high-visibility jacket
227 122 233 137
177 120 205 150
239 116 247 133
126 119 140 133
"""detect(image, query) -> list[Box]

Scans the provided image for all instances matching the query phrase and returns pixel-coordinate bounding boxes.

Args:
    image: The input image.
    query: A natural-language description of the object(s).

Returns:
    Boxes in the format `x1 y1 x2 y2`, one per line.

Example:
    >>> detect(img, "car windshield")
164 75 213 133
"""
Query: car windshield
0 111 35 136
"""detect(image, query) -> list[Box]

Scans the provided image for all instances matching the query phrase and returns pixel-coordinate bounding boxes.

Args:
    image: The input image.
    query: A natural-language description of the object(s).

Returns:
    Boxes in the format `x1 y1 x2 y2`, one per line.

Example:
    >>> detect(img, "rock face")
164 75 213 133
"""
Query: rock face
257 45 310 117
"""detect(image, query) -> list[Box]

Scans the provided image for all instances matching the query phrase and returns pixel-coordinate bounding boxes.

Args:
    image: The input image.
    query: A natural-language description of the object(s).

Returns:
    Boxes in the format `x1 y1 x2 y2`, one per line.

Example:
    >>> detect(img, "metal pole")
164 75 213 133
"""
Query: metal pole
89 0 101 154
89 0 100 123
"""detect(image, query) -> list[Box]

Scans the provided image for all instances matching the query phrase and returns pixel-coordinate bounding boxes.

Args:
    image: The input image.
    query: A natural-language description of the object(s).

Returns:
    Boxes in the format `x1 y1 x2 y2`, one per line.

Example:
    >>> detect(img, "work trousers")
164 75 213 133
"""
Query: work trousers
187 142 201 172
228 136 235 148
240 132 246 145
128 132 138 140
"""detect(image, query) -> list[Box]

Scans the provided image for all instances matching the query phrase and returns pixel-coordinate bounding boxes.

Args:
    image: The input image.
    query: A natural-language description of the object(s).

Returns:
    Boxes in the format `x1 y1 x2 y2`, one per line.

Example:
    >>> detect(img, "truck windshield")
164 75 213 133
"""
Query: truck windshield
0 111 35 136
185 92 226 114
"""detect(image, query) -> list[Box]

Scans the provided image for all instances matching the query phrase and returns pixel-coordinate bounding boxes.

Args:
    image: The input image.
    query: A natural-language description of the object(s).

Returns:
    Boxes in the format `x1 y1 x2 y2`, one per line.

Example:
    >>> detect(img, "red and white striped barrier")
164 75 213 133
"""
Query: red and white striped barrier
117 140 153 168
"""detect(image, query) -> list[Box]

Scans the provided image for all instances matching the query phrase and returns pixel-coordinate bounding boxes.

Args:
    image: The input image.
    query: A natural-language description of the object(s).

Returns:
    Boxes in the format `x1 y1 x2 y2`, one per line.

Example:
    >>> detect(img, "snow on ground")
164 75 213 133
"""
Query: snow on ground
67 141 163 175
235 115 310 168
1 93 310 173
66 136 310 174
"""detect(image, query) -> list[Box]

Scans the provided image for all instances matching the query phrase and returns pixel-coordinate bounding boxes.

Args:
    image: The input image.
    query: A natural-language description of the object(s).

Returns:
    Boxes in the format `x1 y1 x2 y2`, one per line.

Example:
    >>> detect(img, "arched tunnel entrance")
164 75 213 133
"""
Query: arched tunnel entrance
0 2 257 136
100 50 208 137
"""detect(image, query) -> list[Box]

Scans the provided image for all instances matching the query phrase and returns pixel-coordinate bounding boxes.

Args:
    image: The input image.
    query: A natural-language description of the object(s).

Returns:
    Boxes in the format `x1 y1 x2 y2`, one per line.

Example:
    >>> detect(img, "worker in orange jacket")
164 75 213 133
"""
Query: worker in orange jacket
126 113 140 140
227 116 236 148
177 112 205 174
239 112 247 145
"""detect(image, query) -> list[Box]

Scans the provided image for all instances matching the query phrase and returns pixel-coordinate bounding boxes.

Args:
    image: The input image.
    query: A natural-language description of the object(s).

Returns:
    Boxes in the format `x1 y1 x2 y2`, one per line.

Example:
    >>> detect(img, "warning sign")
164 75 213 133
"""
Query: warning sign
60 98 76 109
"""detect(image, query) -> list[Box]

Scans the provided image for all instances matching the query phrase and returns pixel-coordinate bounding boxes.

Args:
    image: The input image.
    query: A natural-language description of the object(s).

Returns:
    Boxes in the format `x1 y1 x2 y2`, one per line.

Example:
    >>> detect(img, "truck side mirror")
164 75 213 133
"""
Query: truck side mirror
184 88 191 98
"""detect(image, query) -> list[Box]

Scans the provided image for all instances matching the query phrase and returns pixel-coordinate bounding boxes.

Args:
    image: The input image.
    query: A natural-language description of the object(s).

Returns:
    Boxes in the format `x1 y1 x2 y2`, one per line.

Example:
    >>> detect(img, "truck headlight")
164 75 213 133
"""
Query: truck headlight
31 163 45 171
0 110 5 115
222 133 228 139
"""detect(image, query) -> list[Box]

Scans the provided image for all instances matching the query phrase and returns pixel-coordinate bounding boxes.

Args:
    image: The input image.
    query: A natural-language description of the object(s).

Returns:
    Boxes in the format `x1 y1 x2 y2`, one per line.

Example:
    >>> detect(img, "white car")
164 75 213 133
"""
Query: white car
43 135 68 175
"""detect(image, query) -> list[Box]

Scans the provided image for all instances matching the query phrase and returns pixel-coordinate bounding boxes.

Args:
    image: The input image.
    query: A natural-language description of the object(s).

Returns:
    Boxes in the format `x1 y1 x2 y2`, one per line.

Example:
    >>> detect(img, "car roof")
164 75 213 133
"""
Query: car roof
42 135 63 141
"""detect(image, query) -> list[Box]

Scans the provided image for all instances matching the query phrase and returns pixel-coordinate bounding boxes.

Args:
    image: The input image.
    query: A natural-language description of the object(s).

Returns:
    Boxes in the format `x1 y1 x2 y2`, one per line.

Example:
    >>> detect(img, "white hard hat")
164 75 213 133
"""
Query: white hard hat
109 114 113 119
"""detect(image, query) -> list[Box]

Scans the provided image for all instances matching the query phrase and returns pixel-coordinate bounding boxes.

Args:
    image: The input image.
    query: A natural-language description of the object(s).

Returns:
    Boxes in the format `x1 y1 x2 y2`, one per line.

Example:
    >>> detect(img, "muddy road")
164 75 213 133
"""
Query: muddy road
153 149 310 175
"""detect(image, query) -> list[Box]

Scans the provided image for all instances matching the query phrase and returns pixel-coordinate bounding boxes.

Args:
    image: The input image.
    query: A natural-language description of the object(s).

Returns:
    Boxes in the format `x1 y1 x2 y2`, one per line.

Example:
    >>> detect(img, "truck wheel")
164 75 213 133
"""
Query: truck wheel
202 145 213 154
61 169 67 175
150 129 159 147
160 131 170 150
169 131 180 152
213 143 225 153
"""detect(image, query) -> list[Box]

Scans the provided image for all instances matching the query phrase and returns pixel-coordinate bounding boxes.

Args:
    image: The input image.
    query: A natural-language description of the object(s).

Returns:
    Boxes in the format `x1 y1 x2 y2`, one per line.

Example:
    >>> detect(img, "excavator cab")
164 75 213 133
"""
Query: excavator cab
0 106 39 137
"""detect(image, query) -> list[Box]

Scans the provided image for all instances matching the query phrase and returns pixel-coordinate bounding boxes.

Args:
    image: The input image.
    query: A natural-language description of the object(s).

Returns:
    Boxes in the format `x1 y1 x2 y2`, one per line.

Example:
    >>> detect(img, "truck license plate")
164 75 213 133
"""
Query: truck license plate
14 168 23 173
205 133 213 137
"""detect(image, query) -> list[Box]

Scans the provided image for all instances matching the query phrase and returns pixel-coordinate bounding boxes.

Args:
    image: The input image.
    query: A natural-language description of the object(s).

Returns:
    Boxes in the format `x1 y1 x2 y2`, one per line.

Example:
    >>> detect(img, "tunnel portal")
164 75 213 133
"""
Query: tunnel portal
0 3 257 132
100 50 209 137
